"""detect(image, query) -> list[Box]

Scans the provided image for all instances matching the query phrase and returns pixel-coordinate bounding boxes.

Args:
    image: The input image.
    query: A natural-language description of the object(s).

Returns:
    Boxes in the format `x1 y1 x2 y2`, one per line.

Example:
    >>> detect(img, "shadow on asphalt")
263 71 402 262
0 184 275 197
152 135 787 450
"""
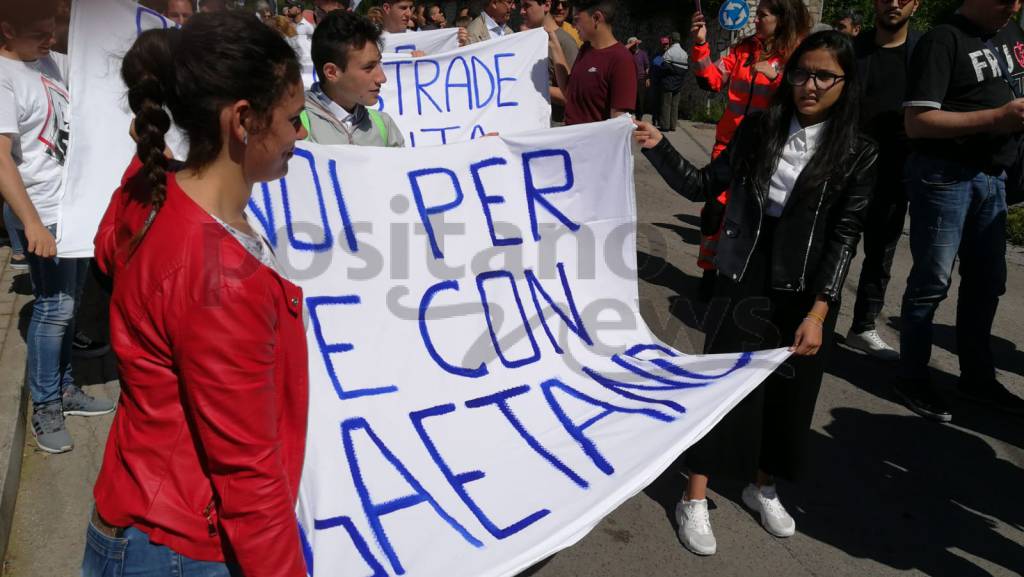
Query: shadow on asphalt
10 272 32 295
636 250 709 337
791 407 1024 576
652 222 702 246
832 319 1024 451
636 397 1024 576
673 213 703 229
883 314 1024 381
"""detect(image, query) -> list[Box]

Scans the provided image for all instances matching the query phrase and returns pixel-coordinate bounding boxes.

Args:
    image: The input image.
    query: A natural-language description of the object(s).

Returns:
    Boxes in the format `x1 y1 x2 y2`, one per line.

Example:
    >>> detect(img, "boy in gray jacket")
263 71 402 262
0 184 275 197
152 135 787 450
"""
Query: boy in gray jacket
305 10 405 147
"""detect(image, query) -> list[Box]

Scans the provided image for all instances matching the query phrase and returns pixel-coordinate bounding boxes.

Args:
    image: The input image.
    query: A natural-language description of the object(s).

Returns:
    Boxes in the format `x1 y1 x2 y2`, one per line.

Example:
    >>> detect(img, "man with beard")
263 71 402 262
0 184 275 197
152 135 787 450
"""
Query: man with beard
844 0 920 360
900 0 1024 420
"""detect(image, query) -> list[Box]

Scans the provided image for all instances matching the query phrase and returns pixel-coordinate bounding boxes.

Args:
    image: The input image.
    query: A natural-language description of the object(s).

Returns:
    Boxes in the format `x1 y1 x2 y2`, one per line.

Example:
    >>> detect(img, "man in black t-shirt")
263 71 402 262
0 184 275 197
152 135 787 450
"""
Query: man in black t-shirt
900 0 1024 421
845 0 920 361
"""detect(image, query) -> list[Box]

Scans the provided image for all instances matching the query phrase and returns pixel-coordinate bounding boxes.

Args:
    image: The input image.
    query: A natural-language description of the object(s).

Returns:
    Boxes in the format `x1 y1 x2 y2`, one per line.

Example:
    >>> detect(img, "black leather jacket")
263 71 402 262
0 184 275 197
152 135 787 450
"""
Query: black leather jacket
642 117 878 301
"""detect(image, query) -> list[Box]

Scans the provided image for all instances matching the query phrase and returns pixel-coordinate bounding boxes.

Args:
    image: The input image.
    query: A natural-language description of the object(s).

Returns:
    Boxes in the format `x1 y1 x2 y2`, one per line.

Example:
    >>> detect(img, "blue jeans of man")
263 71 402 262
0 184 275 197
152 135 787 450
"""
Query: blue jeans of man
900 153 1007 383
18 225 90 407
82 521 238 577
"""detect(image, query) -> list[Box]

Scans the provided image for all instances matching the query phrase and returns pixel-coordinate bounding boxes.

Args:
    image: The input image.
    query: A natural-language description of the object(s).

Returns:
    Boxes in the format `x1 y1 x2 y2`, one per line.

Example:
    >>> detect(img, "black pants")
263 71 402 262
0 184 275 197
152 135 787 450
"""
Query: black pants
660 90 682 131
851 163 908 333
636 80 648 120
686 220 838 481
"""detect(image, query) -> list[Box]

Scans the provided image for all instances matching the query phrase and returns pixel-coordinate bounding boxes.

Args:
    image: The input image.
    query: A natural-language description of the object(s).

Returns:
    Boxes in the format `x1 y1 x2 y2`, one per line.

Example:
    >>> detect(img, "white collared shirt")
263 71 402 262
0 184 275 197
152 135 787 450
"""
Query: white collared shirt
482 11 509 38
324 98 357 131
766 116 827 217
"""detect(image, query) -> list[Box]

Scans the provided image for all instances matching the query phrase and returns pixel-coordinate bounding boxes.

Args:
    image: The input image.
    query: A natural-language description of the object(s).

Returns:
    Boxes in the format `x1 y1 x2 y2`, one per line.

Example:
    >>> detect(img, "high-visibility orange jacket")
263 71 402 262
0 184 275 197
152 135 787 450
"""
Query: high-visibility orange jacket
690 36 786 271
691 36 785 161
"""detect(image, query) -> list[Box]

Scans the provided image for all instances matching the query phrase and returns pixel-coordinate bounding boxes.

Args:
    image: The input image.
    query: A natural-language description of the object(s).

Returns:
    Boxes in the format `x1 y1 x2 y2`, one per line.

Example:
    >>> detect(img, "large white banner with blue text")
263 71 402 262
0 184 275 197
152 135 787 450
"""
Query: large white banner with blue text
252 116 790 577
58 0 550 257
383 28 461 55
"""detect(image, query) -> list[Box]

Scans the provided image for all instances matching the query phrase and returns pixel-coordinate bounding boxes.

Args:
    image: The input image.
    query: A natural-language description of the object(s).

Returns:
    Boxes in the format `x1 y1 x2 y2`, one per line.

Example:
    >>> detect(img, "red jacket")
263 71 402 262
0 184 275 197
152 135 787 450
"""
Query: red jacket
93 161 309 577
691 36 785 160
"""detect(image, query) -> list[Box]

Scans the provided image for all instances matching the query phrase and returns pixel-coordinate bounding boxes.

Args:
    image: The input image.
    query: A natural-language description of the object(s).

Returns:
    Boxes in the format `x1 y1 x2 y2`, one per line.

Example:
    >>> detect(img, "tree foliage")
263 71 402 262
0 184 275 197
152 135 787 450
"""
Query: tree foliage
823 0 961 31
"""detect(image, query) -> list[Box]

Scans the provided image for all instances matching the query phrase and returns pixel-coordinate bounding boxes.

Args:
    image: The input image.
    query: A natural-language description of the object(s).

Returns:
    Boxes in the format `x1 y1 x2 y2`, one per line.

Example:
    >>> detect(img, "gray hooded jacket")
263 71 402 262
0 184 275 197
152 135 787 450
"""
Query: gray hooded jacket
302 85 405 148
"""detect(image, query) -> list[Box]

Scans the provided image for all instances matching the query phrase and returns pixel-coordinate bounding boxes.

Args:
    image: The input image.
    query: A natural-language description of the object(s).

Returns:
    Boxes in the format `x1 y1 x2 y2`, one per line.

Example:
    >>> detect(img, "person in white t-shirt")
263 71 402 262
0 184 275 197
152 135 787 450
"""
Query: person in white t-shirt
0 0 114 455
284 0 314 37
282 0 315 86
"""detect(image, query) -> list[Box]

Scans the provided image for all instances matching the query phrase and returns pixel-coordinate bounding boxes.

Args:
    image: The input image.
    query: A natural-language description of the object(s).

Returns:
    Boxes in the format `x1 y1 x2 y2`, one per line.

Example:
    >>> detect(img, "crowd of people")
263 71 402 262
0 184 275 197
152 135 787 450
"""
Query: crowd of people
0 0 1022 574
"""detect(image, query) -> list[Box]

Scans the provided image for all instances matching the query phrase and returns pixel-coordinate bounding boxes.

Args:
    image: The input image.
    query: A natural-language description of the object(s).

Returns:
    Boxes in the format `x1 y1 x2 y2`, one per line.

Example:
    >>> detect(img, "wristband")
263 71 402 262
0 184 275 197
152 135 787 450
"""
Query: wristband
803 316 823 326
805 311 826 324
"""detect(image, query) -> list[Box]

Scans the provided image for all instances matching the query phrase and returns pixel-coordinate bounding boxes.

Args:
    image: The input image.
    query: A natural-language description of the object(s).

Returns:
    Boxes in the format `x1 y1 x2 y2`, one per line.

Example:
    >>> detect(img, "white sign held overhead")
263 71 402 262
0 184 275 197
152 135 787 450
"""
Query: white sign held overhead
383 27 461 55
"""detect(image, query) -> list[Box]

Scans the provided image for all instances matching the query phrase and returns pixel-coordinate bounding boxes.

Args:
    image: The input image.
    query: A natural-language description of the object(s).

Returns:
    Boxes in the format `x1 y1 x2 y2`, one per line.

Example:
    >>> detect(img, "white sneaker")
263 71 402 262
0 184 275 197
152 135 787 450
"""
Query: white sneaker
742 484 796 537
675 498 717 555
845 329 900 361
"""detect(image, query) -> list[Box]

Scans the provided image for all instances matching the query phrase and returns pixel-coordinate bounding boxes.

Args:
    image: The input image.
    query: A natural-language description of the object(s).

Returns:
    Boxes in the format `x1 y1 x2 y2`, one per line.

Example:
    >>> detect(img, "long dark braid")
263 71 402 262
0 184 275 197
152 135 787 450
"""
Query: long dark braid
119 12 301 253
121 28 178 251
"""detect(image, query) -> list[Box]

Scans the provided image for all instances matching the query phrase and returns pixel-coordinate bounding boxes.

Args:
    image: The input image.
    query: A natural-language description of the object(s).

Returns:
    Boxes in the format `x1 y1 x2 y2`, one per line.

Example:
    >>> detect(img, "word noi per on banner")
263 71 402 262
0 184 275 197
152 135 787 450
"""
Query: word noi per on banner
59 2 550 258
261 117 790 577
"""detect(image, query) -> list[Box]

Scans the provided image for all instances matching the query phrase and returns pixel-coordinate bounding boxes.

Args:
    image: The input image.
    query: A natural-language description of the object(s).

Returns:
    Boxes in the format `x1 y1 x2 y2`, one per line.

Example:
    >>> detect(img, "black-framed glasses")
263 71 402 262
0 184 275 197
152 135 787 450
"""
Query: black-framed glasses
786 68 845 90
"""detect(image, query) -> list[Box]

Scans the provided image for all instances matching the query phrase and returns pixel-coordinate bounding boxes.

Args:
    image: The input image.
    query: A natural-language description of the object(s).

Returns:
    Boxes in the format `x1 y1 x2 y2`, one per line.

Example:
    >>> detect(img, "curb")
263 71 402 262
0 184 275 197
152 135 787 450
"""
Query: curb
0 254 28 563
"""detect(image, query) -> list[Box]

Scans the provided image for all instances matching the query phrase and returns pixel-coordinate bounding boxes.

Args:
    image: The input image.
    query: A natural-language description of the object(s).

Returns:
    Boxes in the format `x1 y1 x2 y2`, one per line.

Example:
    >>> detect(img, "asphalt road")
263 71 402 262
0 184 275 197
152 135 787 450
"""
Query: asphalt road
3 122 1022 577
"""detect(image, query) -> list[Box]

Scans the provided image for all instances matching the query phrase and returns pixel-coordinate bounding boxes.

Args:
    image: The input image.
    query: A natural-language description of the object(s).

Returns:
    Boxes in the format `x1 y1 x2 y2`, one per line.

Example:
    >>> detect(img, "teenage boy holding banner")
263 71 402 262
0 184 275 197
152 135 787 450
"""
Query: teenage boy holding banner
304 10 405 147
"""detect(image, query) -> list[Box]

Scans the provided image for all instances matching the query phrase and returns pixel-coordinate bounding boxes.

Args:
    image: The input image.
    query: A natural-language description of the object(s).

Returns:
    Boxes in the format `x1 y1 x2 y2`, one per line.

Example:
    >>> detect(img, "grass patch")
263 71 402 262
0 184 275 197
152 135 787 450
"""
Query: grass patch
689 100 726 125
1009 205 1024 246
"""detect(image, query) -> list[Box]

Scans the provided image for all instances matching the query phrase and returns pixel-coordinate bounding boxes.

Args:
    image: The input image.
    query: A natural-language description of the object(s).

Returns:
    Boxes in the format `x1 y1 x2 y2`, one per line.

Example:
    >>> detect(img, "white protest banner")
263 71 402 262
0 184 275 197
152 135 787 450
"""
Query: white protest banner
244 116 790 577
383 28 461 55
378 29 551 147
301 30 461 90
59 0 184 257
58 2 550 257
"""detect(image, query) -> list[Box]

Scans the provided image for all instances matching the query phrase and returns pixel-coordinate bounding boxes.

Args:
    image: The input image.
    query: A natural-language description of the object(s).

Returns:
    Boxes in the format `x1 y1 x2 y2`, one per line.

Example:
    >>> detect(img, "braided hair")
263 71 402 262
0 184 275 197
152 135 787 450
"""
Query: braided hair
119 12 301 250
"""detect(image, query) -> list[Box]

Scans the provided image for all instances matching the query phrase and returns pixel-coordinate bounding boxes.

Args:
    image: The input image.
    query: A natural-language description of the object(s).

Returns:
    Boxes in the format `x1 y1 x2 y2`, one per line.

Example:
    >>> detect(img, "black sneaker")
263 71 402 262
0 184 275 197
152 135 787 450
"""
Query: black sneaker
958 379 1024 415
894 378 952 423
72 332 110 359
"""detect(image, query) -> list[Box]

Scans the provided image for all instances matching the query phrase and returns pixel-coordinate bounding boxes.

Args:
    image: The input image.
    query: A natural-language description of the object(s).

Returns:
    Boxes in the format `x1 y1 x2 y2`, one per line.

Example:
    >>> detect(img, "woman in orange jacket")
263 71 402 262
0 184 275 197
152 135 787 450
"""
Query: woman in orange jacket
690 0 810 297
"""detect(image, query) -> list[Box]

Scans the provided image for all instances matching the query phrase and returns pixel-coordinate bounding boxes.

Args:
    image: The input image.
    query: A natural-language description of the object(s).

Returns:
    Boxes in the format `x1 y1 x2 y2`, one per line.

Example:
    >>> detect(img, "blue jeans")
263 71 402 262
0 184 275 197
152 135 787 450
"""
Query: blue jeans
19 225 90 407
3 203 24 257
82 521 238 577
900 153 1007 383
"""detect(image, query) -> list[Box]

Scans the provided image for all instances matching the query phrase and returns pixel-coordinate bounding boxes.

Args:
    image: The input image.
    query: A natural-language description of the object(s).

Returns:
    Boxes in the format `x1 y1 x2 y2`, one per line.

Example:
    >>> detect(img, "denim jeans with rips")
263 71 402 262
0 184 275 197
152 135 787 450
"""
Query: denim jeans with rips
900 153 1007 384
18 224 90 407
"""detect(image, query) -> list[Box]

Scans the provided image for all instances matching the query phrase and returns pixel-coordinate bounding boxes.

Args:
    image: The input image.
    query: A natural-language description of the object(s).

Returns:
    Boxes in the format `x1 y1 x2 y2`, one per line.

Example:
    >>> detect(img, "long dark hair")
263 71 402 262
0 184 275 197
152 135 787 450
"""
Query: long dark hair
758 0 811 59
0 0 58 48
737 31 860 189
120 11 301 247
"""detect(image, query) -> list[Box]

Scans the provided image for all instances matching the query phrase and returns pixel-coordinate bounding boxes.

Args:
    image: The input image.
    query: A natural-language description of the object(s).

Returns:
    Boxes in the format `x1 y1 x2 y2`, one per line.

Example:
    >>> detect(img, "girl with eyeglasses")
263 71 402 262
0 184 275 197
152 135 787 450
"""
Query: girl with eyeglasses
689 0 811 300
634 31 876 557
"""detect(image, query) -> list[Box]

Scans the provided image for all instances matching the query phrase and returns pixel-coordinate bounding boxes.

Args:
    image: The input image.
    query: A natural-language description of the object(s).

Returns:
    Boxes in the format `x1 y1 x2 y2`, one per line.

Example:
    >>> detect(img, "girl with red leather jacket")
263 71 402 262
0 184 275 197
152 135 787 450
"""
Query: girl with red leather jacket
85 13 310 577
635 31 876 557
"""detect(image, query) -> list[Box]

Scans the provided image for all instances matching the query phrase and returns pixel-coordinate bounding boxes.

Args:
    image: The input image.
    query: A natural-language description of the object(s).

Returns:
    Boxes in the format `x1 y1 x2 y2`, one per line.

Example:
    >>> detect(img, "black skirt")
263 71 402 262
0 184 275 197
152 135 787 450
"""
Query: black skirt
685 217 838 482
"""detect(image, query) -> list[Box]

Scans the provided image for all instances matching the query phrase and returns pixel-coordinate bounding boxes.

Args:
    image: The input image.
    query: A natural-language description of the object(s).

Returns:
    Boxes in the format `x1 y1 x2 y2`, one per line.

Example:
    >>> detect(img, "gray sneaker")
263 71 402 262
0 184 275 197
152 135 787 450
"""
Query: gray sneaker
32 403 73 454
62 385 116 417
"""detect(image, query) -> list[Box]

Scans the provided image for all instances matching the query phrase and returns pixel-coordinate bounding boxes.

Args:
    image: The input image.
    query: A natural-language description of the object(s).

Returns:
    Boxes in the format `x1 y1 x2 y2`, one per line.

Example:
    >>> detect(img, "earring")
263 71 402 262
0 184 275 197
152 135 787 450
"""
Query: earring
242 131 249 145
